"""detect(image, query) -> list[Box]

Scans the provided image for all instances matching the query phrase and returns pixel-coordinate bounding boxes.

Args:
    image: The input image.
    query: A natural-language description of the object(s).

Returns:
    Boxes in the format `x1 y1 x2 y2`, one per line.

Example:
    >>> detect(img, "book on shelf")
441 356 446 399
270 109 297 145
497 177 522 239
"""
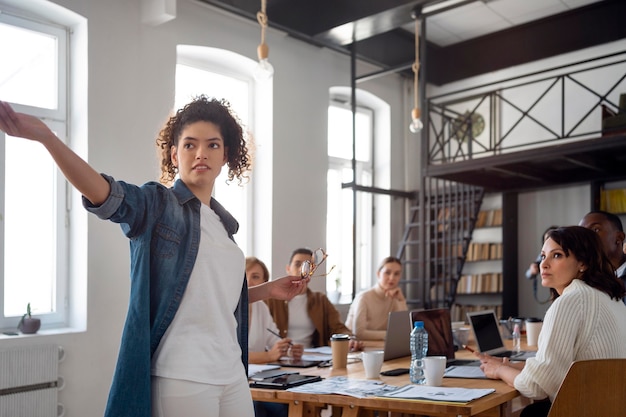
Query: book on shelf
600 188 626 214
457 273 502 294
475 209 502 228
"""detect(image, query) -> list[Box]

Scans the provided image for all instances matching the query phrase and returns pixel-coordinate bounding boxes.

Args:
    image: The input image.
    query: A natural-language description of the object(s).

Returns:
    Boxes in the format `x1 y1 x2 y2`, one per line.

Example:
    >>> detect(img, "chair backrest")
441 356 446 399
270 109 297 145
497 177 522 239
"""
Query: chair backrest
547 358 626 417
409 308 455 359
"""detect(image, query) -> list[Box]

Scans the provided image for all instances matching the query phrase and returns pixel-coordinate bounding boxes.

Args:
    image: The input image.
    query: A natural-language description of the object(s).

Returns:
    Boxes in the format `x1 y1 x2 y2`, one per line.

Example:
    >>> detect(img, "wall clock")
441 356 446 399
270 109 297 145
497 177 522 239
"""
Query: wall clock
452 111 485 141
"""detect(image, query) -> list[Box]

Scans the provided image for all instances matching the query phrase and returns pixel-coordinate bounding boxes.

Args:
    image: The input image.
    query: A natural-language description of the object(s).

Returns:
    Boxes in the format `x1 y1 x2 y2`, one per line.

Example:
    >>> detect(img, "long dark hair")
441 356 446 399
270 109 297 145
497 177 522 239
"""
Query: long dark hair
545 226 625 301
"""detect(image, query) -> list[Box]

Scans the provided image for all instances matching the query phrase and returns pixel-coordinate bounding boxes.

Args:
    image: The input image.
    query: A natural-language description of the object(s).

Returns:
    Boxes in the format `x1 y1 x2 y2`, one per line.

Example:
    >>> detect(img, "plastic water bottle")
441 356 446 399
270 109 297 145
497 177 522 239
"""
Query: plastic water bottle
410 321 428 384
512 323 521 353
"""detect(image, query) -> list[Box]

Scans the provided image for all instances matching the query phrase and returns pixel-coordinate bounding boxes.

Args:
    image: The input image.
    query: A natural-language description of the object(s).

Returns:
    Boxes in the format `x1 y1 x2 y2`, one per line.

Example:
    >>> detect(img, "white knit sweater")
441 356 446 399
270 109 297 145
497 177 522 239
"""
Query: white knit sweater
514 279 626 401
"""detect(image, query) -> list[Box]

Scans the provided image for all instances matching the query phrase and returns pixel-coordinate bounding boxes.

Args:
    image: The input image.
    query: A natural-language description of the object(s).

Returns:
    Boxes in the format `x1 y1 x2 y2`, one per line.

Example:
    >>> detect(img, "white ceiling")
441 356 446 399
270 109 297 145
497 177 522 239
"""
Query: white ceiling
407 0 604 47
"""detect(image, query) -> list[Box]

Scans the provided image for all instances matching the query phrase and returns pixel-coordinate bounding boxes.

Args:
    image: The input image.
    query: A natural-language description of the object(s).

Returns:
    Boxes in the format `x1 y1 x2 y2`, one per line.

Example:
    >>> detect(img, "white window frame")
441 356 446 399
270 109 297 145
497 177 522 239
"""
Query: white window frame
0 9 70 329
326 99 375 302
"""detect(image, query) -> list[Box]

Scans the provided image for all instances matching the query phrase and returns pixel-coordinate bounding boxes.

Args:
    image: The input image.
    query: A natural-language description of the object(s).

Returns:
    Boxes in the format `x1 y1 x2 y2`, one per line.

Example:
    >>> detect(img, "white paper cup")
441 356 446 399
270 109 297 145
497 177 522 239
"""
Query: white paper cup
525 319 543 346
362 351 385 379
423 356 447 386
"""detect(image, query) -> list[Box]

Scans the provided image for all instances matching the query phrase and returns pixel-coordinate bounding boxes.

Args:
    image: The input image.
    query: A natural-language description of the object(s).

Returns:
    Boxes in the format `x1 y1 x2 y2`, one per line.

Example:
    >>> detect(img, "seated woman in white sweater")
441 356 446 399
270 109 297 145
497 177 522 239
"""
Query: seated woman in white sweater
345 256 408 340
477 226 626 417
246 257 304 363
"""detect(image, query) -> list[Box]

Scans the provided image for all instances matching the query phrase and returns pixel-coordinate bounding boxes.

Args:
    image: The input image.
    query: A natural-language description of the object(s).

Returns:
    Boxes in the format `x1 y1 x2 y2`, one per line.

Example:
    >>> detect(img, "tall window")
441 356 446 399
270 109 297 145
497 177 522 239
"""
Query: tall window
326 101 374 302
175 47 255 255
0 11 69 327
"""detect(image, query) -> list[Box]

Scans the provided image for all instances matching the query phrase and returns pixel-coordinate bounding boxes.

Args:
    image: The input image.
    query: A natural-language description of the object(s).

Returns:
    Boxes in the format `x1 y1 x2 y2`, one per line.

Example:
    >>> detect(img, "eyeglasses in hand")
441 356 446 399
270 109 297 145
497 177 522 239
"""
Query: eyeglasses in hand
300 248 336 279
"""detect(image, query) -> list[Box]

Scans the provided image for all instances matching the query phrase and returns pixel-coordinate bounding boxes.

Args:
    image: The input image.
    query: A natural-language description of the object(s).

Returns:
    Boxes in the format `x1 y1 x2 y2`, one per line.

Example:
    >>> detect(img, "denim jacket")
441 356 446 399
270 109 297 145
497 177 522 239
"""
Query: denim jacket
84 175 249 417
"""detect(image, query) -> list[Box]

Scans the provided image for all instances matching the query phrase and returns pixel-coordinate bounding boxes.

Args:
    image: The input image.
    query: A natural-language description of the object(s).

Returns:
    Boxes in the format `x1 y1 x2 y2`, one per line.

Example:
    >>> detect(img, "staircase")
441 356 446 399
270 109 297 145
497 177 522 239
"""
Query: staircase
397 177 484 310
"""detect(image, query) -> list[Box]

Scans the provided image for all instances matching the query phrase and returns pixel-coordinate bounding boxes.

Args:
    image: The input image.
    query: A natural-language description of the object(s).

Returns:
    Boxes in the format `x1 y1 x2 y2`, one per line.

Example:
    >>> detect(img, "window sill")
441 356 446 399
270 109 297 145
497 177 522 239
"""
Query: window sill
0 327 84 341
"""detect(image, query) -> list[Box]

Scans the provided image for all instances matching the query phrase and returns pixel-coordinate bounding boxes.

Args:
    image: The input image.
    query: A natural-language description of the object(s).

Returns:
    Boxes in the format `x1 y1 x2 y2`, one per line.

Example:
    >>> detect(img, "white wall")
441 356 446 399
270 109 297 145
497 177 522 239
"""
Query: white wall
0 0 408 415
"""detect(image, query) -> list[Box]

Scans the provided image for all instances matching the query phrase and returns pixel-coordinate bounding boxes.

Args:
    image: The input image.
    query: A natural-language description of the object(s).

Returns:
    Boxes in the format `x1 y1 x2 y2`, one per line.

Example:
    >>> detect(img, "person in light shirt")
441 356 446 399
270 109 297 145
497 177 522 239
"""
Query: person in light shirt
345 256 408 340
476 226 626 417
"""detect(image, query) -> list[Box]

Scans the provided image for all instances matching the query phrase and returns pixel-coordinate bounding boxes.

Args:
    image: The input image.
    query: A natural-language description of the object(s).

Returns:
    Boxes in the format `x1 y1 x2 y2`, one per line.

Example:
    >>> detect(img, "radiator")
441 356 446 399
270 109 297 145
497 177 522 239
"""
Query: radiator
0 344 62 417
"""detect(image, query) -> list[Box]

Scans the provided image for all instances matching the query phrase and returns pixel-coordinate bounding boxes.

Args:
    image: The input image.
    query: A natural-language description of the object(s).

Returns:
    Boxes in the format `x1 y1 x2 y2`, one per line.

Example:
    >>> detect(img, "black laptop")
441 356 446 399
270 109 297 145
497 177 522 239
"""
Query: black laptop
467 310 536 360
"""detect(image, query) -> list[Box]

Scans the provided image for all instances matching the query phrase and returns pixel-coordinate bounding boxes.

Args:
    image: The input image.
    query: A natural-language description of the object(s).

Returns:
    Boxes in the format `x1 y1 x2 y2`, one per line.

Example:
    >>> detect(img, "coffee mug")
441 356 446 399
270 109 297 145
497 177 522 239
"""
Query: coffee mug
525 318 543 346
362 350 384 379
423 356 447 386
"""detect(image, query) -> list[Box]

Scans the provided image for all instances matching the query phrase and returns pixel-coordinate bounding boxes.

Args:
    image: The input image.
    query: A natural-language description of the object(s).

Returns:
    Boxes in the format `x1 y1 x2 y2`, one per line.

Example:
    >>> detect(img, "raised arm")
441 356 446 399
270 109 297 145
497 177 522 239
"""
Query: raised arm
0 101 110 205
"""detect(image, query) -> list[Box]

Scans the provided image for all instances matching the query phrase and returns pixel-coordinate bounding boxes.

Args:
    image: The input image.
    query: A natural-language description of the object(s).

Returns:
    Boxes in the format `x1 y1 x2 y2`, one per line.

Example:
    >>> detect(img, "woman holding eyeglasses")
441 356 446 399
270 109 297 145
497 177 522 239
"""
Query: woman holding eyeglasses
345 256 408 340
0 98 309 417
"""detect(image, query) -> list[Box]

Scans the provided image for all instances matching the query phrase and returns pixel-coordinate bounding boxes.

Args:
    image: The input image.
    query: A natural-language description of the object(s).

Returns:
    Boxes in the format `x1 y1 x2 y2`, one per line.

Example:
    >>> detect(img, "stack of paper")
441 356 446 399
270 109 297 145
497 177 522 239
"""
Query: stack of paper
379 385 495 403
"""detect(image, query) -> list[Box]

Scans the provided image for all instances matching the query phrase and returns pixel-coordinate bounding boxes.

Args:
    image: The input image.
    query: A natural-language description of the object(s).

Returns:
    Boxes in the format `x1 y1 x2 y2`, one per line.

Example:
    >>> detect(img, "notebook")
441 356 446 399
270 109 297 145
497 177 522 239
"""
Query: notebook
410 308 479 367
267 358 323 368
466 310 536 360
383 311 412 361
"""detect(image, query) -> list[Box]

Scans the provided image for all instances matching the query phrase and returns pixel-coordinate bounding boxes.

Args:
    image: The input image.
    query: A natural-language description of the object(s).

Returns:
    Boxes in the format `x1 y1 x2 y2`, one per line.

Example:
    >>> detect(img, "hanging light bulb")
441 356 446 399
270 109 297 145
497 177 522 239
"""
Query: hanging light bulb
409 18 422 134
254 0 273 82
409 108 423 133
254 41 274 81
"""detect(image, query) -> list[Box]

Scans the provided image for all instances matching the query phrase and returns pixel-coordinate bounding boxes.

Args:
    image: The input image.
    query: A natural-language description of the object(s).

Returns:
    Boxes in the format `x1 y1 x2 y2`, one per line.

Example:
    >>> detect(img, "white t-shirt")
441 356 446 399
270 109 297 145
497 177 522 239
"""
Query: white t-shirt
287 293 315 348
151 203 245 384
248 301 281 353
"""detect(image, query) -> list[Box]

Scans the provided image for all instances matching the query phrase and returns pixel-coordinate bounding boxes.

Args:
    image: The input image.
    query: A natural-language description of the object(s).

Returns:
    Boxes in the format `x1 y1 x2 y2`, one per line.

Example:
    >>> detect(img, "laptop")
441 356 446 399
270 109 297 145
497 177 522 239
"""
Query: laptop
383 311 412 361
467 310 536 360
410 308 479 367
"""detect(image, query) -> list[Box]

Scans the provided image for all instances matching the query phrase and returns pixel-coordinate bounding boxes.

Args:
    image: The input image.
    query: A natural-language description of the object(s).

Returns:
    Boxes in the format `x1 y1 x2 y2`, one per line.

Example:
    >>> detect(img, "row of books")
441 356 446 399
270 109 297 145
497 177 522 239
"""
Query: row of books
457 273 503 294
451 303 503 323
600 188 626 214
475 209 503 228
466 242 502 261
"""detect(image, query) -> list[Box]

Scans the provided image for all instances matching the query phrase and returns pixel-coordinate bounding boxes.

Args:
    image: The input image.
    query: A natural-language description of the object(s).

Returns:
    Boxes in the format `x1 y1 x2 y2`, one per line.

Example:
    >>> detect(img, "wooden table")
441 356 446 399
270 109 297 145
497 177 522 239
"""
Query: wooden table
250 342 524 417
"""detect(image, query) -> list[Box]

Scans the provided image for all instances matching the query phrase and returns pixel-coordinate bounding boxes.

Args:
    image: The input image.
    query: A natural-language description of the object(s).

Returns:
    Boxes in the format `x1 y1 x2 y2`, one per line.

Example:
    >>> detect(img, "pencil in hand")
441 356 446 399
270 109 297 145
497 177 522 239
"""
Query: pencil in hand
266 328 293 346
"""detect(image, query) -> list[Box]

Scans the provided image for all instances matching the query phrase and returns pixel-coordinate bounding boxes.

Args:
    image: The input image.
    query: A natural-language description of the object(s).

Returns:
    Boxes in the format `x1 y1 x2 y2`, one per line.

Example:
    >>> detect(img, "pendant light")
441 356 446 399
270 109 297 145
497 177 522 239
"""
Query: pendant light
409 18 423 134
253 0 274 81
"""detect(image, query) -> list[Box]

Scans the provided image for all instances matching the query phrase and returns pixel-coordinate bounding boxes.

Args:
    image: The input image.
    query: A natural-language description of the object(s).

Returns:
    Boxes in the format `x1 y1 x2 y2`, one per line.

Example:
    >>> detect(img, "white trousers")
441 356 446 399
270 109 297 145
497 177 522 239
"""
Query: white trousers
151 373 254 417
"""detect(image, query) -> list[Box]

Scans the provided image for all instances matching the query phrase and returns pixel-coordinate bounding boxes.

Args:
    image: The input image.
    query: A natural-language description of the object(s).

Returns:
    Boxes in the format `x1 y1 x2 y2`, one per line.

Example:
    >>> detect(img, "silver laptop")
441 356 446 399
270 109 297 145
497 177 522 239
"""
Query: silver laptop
466 310 536 360
383 311 412 361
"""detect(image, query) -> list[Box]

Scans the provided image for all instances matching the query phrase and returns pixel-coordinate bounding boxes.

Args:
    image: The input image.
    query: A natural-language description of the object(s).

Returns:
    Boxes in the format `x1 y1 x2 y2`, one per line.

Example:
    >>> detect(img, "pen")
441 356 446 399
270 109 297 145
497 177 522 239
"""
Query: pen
464 345 475 353
266 328 293 346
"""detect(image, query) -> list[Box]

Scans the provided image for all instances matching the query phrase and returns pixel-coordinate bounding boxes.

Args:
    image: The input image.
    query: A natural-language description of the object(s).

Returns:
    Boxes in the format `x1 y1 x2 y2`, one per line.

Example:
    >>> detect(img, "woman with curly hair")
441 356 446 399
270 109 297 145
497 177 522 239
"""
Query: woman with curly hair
477 226 626 417
0 97 309 417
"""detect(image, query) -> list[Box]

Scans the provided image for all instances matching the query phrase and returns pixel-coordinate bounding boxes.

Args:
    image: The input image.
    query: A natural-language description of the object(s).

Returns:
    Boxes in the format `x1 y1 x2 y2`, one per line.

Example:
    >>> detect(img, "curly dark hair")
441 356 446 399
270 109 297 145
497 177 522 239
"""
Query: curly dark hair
156 95 250 185
545 226 625 301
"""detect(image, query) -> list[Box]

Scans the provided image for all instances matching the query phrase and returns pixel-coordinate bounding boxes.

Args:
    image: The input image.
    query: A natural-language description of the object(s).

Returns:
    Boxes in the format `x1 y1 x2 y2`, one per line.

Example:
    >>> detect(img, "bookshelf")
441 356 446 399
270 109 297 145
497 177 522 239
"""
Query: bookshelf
598 180 626 215
452 193 503 322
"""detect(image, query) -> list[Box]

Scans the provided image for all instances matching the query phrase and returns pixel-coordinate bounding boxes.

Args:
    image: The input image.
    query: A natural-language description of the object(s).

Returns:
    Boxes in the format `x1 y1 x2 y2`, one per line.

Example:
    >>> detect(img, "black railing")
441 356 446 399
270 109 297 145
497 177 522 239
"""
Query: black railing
426 52 626 165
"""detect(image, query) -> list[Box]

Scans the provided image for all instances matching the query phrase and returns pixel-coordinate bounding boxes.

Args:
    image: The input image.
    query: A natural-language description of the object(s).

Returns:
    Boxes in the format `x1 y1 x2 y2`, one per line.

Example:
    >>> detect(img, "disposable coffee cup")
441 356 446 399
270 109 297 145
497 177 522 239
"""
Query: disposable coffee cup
330 334 350 369
525 318 543 346
423 356 447 386
362 350 384 379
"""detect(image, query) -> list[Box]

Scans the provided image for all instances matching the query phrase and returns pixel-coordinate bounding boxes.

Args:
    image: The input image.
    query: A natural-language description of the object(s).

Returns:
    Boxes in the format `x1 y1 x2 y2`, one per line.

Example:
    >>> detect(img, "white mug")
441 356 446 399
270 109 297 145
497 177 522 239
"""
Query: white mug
423 356 447 386
362 350 385 379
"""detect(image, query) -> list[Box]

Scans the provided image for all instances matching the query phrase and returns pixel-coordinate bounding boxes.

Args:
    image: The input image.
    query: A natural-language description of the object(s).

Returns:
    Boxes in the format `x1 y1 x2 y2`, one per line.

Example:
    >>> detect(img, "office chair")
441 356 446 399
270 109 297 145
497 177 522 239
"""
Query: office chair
546 358 626 417
409 308 455 359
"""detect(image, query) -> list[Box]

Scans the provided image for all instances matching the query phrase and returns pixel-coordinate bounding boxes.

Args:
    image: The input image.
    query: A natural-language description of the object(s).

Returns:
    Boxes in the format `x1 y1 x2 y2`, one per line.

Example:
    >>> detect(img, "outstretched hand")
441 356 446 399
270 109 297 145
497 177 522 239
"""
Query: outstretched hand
0 101 56 143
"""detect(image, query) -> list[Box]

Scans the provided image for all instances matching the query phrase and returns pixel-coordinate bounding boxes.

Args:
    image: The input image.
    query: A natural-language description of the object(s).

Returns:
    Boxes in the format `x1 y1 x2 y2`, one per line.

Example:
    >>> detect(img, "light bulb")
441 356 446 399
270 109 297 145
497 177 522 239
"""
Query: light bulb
253 58 274 81
409 117 423 133
409 107 422 133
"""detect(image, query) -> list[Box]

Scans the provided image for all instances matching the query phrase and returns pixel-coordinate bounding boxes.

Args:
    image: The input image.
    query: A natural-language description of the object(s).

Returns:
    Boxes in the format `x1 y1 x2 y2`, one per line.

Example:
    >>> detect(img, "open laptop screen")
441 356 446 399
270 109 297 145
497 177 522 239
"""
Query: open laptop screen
467 310 504 352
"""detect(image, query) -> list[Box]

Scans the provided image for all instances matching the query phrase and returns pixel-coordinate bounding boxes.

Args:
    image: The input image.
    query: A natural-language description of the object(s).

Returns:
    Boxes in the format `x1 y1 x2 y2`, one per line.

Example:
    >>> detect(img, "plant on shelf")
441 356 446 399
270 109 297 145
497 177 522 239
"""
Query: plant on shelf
17 302 41 334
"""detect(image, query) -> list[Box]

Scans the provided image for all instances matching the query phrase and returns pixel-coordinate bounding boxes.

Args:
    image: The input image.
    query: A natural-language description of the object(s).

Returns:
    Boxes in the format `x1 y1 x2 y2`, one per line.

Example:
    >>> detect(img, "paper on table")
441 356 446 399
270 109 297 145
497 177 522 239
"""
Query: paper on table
378 385 495 403
304 346 333 355
287 376 400 398
444 365 488 379
248 363 280 378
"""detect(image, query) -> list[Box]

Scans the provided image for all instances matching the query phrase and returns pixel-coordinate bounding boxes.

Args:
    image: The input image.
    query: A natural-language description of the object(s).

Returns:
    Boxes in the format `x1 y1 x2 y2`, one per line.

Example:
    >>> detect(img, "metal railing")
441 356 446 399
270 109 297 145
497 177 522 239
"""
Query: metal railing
425 52 626 165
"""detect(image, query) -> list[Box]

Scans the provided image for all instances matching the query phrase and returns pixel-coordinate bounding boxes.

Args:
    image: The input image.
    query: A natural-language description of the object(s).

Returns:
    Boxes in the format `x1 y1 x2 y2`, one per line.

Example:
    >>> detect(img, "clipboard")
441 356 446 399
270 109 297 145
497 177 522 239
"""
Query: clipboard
249 373 322 390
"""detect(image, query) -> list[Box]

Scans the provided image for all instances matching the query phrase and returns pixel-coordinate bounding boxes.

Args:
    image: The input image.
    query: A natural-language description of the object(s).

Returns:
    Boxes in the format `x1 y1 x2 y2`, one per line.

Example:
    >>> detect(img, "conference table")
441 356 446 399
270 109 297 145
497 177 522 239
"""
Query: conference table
250 339 530 417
